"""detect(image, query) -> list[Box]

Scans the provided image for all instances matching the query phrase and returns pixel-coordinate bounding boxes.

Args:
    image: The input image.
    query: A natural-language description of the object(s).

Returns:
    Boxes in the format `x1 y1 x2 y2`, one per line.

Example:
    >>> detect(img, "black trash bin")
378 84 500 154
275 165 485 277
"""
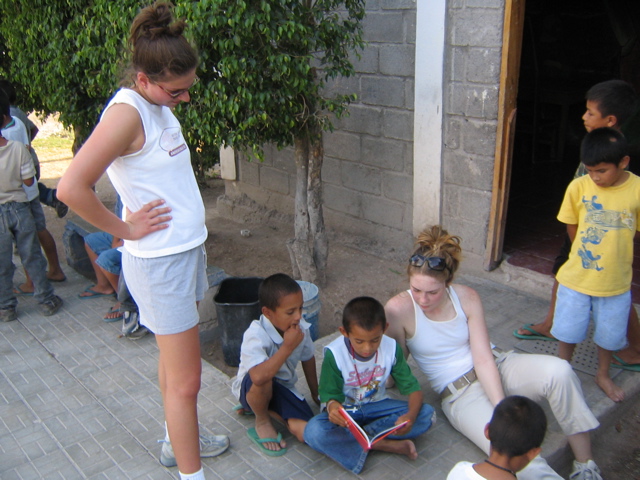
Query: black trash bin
214 277 264 367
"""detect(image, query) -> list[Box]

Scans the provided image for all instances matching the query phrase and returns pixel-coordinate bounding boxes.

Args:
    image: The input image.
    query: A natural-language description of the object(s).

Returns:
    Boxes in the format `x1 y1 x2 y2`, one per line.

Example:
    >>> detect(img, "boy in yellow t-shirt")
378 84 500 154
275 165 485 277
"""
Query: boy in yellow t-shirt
552 127 640 403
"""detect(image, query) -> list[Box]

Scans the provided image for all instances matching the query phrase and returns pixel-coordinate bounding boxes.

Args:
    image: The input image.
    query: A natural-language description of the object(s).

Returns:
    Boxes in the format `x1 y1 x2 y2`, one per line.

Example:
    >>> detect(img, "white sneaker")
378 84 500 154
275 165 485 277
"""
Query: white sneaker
159 432 230 467
569 460 603 480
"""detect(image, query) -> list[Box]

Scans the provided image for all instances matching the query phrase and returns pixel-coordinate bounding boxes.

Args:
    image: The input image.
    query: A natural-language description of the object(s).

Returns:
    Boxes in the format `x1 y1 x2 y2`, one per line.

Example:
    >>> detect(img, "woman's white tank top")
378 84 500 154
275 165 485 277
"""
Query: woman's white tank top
405 286 474 393
104 88 207 258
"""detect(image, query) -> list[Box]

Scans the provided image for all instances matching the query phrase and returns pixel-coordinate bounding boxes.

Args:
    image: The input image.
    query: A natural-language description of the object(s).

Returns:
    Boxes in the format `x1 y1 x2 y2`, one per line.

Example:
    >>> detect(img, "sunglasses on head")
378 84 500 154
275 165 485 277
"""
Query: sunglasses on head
409 254 451 272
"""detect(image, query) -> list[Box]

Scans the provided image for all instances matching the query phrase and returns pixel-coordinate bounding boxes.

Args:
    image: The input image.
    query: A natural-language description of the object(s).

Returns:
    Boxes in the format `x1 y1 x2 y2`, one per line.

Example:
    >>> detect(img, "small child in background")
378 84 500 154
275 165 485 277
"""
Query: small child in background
232 273 319 456
552 127 640 403
0 79 68 217
447 396 547 480
0 91 66 294
304 296 435 474
0 92 63 321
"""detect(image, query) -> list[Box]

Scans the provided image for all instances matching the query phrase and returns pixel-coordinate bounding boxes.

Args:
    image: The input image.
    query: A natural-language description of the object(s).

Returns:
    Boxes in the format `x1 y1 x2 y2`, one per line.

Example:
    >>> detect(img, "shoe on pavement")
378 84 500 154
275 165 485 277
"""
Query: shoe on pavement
122 311 151 340
122 310 140 335
159 432 230 467
570 460 603 480
127 326 150 340
0 307 17 322
52 190 69 218
41 295 63 316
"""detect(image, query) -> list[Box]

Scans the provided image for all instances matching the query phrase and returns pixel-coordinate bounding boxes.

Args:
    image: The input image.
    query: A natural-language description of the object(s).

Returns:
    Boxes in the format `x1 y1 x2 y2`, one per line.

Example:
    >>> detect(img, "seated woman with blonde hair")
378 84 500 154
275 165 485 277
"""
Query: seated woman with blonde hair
385 225 603 480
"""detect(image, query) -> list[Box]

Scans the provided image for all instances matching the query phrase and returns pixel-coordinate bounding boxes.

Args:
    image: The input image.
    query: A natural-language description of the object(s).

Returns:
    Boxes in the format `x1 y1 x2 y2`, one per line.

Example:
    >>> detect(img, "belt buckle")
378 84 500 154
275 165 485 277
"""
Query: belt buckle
442 370 471 400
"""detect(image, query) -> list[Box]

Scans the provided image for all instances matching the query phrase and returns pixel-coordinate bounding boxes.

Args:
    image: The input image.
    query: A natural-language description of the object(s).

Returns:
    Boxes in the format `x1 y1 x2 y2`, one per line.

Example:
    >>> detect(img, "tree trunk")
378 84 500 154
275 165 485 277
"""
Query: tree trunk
287 135 318 283
72 125 86 155
308 129 328 286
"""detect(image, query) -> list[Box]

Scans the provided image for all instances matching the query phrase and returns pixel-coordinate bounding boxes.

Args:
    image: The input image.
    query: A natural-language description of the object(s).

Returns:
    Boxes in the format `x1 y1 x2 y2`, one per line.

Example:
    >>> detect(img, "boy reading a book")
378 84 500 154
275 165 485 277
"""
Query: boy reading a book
447 395 547 480
304 296 435 473
231 273 319 456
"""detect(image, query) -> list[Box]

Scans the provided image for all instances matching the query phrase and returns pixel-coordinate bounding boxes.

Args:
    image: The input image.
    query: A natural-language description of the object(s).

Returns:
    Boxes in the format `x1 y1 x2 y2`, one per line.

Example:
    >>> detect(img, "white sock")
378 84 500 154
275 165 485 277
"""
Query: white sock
164 421 170 442
179 467 205 480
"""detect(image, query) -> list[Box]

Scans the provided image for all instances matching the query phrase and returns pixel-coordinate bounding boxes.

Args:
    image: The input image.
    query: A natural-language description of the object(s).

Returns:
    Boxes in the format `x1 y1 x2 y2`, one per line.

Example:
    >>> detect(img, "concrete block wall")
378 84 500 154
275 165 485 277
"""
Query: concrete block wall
441 0 505 257
227 0 508 261
230 0 417 255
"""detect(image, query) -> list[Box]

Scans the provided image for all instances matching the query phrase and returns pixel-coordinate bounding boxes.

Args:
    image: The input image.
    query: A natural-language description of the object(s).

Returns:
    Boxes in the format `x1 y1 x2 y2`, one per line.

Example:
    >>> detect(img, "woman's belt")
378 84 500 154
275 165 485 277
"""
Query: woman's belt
439 347 506 400
440 368 477 400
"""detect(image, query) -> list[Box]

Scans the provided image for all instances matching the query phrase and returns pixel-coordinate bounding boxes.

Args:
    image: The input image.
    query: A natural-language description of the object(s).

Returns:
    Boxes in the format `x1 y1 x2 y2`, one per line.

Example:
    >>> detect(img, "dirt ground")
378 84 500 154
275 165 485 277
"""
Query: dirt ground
34 114 409 375
35 115 640 479
592 400 640 479
197 179 408 377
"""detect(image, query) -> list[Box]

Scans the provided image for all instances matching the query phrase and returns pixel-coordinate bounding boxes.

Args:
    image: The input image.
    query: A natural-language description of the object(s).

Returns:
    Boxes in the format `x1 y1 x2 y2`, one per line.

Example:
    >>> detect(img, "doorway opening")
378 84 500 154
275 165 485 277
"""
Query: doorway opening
503 0 640 292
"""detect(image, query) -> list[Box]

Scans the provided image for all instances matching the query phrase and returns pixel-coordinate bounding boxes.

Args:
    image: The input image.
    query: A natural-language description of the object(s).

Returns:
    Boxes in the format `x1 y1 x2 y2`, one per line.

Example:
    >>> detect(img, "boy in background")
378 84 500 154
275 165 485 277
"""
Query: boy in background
0 91 66 294
0 79 67 218
447 396 548 480
514 79 640 370
0 92 63 321
304 296 434 474
552 127 640 402
231 273 319 457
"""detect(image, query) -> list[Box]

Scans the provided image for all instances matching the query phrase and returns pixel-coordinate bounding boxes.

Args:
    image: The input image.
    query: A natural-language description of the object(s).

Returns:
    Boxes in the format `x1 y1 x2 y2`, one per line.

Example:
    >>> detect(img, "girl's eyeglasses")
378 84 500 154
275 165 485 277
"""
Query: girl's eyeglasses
409 254 451 273
154 75 200 99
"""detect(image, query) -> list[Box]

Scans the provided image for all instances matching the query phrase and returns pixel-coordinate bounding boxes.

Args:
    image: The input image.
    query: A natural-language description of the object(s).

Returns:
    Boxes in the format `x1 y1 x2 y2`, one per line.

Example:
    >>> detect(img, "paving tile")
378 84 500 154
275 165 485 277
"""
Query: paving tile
0 444 29 472
2 259 638 479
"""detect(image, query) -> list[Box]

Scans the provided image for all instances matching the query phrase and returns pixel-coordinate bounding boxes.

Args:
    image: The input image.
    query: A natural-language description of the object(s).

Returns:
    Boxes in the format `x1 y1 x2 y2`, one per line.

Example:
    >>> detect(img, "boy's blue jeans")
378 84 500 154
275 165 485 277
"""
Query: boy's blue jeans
304 398 435 474
0 202 54 309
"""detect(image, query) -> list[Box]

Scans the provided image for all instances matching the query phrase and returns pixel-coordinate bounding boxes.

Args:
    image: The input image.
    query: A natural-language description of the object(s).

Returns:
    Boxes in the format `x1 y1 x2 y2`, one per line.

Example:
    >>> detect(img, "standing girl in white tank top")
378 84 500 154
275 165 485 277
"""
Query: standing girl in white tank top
58 3 228 479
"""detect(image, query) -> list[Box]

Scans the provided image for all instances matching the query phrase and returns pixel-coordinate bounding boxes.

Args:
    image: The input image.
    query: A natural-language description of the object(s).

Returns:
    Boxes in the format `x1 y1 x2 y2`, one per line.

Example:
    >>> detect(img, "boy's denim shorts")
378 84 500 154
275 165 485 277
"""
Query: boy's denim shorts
85 232 121 276
551 284 629 351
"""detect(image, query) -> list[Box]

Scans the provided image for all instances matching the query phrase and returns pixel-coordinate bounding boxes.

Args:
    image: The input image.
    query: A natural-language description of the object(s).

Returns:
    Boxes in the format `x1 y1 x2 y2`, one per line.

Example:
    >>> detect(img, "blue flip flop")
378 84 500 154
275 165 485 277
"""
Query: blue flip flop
233 404 254 416
13 285 34 296
78 286 116 299
513 324 557 341
103 305 124 323
246 428 287 456
612 354 640 372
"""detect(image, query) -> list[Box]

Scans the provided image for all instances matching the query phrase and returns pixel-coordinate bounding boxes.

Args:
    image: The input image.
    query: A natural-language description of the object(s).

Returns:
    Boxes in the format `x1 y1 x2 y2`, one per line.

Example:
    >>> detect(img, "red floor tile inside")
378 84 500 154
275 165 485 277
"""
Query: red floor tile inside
504 219 640 303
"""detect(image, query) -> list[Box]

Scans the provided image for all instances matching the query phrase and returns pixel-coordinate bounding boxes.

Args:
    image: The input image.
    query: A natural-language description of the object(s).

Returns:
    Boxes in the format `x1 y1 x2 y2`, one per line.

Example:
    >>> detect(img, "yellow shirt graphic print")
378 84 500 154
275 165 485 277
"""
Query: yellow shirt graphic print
556 174 640 296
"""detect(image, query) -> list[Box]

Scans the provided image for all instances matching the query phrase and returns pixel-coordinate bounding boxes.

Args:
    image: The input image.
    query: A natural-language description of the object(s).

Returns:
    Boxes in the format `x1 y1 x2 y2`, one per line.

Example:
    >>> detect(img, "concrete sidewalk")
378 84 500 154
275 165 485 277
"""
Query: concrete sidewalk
1 262 639 479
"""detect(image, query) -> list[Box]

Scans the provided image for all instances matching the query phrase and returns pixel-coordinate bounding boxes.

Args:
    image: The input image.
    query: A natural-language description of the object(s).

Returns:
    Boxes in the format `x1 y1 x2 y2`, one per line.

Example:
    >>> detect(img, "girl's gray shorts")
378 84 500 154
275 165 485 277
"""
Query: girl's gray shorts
122 244 207 335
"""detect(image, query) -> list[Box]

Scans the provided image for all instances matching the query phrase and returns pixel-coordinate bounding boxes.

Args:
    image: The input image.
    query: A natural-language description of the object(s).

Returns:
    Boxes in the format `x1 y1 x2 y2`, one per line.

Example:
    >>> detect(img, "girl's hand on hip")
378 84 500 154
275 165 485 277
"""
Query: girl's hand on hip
125 199 172 240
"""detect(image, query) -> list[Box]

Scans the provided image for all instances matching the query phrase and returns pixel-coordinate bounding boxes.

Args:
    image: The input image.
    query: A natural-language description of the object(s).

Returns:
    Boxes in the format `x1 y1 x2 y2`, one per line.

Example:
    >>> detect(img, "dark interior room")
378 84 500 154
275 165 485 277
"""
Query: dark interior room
503 0 640 301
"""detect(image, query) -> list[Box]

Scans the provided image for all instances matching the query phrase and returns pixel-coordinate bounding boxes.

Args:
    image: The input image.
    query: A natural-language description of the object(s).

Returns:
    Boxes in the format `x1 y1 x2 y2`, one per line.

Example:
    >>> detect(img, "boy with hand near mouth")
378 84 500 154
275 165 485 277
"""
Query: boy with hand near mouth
232 273 319 456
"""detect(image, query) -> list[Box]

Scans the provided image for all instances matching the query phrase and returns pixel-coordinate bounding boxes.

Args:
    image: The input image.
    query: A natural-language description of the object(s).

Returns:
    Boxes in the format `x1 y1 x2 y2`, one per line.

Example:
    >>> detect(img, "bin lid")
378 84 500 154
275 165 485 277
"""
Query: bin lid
214 277 264 305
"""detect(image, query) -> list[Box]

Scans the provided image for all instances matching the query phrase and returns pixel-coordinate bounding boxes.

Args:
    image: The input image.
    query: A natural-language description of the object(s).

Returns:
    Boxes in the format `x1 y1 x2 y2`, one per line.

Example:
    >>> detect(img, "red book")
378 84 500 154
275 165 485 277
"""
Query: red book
338 407 409 451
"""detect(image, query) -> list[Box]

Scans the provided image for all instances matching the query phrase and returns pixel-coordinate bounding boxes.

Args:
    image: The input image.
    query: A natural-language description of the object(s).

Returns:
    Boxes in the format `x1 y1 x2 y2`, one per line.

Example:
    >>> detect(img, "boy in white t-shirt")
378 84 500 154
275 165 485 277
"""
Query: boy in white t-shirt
231 273 319 456
447 396 547 480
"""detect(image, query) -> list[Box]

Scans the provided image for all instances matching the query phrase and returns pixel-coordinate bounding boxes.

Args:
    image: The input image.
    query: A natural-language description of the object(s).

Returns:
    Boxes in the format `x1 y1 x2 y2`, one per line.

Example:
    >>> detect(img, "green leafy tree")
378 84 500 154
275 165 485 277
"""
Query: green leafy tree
178 0 365 285
0 1 143 149
0 32 9 78
1 0 365 284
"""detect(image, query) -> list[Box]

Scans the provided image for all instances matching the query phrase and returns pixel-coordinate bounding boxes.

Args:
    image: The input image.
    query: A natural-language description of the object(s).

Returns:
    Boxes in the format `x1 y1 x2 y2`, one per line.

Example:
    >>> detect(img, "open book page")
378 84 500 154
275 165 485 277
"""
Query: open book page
338 407 409 451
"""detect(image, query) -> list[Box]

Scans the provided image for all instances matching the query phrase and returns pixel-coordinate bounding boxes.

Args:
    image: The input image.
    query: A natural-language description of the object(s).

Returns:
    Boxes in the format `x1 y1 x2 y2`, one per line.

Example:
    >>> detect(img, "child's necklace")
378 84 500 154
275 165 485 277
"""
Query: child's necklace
349 343 378 387
484 460 516 478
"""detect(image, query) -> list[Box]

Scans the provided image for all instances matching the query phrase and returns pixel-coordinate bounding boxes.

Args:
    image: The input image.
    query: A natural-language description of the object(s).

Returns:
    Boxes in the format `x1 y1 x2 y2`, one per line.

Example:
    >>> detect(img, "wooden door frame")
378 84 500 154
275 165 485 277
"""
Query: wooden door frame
484 0 527 270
